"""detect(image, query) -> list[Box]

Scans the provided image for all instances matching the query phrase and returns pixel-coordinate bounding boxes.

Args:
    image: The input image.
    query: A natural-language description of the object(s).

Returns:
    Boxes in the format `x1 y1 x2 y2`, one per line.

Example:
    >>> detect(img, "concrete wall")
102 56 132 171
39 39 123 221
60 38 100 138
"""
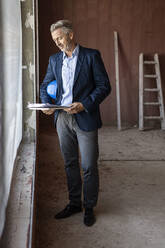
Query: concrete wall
38 0 165 127
21 0 37 142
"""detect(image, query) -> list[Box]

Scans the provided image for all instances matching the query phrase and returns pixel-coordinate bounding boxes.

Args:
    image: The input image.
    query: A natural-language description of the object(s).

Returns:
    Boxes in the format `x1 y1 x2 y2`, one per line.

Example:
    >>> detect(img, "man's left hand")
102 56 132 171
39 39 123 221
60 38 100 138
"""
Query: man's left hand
64 102 85 114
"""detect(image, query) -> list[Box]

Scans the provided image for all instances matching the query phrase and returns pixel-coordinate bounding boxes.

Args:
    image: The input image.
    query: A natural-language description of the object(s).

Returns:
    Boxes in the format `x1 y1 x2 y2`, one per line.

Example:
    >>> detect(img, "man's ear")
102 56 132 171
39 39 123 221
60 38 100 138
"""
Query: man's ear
69 31 74 40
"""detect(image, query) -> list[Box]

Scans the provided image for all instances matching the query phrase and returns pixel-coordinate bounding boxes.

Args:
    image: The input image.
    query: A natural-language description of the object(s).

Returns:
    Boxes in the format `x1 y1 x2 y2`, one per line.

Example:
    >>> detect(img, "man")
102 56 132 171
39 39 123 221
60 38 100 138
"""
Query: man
40 20 111 226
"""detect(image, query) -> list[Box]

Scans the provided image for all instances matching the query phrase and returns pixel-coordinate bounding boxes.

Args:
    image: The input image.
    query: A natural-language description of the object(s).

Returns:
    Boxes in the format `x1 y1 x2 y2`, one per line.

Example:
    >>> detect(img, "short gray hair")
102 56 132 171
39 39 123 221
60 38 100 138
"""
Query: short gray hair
50 20 73 34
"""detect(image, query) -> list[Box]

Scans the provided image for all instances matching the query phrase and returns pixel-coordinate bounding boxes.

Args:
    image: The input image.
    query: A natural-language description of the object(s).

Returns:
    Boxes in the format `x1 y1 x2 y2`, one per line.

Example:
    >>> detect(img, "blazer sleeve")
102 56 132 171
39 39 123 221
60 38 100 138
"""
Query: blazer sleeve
81 51 111 112
40 57 55 104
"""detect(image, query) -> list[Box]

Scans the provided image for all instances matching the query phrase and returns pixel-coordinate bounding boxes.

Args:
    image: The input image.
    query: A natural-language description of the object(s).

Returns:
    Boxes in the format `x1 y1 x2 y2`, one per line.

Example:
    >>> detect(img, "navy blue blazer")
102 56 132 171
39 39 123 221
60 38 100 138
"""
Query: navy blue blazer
40 45 111 131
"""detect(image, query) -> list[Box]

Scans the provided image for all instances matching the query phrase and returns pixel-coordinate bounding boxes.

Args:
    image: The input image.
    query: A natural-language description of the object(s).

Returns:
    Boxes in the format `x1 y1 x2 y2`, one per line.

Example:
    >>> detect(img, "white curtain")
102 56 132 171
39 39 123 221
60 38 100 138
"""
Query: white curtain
0 0 22 237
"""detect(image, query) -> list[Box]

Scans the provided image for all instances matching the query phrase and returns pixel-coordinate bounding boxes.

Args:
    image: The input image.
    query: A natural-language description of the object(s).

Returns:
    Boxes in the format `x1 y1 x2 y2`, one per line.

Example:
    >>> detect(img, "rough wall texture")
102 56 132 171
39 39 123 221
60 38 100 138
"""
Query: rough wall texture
21 0 36 141
38 0 165 126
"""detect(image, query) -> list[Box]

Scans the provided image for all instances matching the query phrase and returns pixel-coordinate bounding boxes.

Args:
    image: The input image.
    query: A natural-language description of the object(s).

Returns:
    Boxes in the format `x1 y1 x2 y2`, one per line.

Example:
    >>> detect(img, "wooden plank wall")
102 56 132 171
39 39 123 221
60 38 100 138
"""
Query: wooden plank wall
38 0 165 126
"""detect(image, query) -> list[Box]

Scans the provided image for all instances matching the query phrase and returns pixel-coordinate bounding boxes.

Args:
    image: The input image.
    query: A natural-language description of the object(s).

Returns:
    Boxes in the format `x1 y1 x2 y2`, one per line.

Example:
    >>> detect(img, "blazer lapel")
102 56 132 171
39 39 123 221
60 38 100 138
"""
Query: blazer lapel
73 46 85 86
55 52 63 93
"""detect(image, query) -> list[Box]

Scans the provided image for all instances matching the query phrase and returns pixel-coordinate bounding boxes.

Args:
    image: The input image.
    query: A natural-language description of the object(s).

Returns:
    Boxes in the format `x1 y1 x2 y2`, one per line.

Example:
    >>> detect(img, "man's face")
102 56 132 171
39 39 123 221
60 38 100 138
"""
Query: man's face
51 28 73 53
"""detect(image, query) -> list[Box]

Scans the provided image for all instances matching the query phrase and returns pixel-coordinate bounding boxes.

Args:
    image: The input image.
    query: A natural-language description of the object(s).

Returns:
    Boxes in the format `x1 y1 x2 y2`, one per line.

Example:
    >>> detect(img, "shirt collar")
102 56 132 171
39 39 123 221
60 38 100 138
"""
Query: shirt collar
63 44 79 60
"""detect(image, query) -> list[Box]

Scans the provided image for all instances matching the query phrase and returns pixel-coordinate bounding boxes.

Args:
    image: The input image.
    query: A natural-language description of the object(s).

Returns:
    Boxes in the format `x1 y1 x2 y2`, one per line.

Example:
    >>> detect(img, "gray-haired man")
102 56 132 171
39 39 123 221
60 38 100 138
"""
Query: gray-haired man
40 20 111 226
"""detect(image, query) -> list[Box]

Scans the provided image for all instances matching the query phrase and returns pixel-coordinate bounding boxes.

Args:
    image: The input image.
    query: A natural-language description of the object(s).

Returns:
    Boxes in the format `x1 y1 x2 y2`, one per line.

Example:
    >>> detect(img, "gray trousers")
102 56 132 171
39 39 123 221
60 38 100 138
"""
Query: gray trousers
56 111 99 209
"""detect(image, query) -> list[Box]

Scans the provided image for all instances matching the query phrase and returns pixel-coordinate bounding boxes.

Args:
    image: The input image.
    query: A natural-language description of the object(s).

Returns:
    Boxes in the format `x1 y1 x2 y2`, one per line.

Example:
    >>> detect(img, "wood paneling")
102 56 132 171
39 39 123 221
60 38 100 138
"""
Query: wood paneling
38 0 165 126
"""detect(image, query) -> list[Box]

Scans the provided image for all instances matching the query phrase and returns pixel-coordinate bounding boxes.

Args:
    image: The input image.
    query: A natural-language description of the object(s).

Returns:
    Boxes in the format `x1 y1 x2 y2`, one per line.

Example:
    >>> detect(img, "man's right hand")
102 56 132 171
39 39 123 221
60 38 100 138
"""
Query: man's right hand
42 109 55 115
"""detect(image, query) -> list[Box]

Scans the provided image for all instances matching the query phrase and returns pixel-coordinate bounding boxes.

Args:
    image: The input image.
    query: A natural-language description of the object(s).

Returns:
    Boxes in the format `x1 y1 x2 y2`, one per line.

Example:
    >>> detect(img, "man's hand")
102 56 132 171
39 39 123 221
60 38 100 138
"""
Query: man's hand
64 102 85 114
42 109 55 115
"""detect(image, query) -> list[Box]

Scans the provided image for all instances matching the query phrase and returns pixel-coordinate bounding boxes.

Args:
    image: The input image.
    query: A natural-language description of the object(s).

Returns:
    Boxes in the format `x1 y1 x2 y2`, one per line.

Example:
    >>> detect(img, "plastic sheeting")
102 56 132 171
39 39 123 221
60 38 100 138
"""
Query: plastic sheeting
0 0 22 237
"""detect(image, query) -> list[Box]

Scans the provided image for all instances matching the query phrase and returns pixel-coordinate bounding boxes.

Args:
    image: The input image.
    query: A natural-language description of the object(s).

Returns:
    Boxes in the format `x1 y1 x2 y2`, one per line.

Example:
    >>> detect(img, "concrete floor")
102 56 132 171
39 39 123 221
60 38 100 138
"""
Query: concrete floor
35 126 165 248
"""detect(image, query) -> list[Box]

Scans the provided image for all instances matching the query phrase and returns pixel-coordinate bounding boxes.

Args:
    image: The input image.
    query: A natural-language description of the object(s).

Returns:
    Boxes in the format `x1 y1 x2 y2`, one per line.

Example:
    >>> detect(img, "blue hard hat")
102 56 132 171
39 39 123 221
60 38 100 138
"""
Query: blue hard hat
46 80 57 99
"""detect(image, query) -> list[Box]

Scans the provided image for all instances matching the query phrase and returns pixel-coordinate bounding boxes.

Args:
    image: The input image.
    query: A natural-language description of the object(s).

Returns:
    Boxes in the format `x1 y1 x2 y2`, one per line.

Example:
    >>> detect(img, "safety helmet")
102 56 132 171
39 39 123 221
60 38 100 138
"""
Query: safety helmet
46 80 57 99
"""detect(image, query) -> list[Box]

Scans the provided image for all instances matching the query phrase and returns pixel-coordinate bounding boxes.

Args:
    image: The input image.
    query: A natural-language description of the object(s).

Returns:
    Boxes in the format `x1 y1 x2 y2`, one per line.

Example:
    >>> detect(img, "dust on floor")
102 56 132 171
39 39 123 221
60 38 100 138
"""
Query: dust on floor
35 127 165 248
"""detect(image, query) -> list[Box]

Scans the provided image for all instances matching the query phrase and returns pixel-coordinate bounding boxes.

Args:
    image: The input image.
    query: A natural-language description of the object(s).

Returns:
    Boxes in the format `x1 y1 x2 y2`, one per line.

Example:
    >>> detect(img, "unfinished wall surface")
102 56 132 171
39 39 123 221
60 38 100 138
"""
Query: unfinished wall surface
38 0 165 127
21 0 37 142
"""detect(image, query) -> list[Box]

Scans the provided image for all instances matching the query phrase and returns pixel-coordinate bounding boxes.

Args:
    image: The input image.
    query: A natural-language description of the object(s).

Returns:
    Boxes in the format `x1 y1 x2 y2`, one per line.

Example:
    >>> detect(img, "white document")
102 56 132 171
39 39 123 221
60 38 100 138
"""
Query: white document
27 103 70 110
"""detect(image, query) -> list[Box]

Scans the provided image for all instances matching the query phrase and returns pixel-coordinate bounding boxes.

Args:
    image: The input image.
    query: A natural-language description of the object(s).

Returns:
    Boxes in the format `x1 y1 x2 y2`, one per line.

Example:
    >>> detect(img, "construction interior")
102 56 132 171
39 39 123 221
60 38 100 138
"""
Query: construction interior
0 0 165 248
